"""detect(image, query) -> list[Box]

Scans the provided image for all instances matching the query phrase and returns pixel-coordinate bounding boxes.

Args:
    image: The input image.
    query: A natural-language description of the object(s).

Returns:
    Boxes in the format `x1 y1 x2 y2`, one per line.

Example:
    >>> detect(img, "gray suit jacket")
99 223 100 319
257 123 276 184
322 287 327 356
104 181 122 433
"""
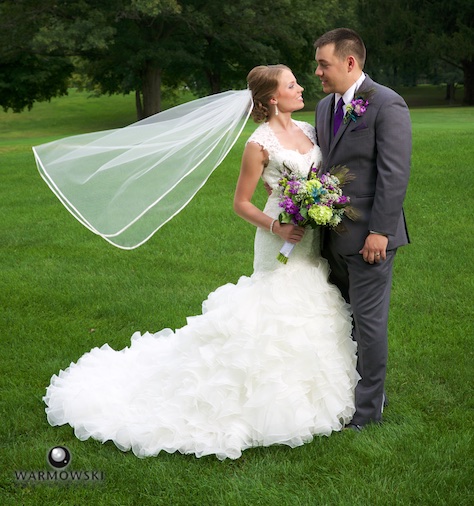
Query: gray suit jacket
315 75 411 255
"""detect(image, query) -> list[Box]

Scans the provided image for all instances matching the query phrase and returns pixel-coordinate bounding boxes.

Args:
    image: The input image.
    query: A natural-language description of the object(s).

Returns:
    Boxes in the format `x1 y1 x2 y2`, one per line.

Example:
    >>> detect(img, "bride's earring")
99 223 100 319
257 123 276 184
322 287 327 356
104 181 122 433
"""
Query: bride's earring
274 104 279 116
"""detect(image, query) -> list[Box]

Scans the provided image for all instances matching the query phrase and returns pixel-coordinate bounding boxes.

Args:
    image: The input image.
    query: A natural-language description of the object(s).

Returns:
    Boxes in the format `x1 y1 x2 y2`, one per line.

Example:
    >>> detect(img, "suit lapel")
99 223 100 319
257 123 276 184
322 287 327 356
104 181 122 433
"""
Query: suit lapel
327 75 375 157
316 95 334 159
355 75 374 96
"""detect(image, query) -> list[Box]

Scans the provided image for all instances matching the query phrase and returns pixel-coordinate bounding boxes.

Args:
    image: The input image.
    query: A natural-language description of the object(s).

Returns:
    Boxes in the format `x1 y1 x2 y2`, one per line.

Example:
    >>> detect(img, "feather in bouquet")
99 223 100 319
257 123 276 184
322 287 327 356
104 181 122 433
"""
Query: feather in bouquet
276 165 358 264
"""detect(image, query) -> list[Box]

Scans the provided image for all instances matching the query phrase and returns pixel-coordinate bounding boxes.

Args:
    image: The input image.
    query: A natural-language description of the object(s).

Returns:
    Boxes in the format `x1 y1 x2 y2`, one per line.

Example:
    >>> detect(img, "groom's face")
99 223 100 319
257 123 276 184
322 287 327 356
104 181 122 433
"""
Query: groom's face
315 43 351 95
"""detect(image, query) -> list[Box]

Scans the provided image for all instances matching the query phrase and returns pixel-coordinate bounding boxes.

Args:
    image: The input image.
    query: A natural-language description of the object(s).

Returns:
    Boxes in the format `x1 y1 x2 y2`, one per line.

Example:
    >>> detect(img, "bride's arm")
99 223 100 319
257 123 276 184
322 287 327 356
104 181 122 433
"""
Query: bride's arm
233 142 304 243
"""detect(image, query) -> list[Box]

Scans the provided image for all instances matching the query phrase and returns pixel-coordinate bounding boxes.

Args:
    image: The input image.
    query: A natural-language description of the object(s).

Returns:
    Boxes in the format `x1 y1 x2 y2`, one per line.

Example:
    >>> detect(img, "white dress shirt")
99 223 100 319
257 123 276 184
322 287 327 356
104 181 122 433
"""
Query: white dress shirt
334 73 366 112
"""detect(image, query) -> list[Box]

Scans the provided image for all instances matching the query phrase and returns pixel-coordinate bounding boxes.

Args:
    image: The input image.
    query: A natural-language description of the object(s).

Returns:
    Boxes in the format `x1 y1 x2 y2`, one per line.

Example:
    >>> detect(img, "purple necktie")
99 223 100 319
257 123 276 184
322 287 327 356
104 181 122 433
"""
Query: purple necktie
333 97 344 136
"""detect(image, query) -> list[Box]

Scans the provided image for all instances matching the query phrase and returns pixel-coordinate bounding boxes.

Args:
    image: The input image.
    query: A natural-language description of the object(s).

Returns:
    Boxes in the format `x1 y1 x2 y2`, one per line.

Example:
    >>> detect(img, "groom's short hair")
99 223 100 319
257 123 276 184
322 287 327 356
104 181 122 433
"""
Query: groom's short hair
314 28 366 69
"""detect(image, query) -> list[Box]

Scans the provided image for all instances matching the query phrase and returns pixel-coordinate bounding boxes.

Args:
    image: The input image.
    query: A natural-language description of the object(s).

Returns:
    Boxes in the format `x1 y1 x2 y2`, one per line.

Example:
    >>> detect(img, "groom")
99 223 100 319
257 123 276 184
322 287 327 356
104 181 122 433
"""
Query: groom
314 28 411 429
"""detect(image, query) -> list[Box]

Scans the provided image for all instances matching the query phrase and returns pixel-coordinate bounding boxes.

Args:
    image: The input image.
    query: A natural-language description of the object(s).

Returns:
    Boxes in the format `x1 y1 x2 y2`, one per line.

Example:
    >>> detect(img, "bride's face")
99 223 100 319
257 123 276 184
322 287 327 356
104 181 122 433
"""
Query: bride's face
273 70 305 113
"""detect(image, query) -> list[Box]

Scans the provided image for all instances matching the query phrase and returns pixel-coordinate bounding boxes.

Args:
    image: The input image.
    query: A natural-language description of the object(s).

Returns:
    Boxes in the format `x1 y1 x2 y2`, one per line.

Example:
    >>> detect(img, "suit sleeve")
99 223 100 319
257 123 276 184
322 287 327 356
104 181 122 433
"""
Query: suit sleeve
369 94 412 236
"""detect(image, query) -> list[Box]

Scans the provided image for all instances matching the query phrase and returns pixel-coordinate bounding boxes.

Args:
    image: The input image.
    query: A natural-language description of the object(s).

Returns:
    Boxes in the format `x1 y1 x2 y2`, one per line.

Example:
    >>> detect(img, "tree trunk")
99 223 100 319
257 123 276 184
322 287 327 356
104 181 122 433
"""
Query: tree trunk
206 71 221 94
135 90 144 120
138 64 162 119
445 83 455 103
462 58 474 106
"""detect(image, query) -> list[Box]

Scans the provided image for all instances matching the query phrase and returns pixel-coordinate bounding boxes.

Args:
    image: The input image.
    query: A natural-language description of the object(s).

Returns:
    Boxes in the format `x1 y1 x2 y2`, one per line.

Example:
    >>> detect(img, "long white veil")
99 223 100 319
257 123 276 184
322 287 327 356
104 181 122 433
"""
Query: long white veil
33 89 253 249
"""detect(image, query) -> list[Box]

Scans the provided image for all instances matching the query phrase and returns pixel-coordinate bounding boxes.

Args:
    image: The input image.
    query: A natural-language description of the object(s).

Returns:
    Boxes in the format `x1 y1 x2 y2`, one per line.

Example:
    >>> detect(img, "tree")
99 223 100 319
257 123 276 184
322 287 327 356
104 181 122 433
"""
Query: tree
356 0 474 105
33 0 186 118
0 0 353 116
0 0 187 117
356 0 435 86
0 0 73 112
180 0 347 98
424 0 474 105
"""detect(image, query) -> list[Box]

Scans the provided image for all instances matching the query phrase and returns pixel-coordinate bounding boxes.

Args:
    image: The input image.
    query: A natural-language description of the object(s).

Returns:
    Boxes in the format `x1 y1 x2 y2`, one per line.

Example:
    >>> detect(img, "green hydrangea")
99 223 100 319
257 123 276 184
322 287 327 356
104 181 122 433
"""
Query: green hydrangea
306 180 322 192
308 204 333 224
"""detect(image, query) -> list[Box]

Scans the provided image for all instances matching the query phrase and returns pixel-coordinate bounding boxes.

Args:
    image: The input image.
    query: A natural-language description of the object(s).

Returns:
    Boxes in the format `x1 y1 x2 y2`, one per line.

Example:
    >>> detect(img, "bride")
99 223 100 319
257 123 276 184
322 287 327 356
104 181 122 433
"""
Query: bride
43 64 359 460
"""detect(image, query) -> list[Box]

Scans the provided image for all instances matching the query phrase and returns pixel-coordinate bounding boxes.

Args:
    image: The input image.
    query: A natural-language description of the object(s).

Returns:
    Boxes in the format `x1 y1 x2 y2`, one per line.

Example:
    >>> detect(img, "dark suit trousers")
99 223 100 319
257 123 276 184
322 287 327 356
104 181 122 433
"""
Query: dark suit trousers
323 242 396 425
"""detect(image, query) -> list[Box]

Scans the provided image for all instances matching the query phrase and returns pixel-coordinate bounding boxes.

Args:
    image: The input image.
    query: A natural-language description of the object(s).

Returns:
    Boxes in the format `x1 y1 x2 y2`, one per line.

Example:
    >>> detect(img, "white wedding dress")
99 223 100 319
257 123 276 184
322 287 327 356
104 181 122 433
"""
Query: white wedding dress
44 120 359 460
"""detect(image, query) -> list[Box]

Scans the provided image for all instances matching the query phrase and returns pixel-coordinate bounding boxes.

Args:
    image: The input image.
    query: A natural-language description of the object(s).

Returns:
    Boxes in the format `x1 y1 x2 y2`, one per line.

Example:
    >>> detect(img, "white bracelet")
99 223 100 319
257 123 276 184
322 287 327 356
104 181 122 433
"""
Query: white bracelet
269 219 277 235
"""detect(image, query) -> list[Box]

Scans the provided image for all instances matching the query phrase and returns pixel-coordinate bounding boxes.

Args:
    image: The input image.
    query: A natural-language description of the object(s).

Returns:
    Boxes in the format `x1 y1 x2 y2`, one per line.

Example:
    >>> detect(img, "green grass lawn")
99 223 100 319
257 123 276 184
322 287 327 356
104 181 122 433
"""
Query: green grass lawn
392 84 465 108
0 91 473 506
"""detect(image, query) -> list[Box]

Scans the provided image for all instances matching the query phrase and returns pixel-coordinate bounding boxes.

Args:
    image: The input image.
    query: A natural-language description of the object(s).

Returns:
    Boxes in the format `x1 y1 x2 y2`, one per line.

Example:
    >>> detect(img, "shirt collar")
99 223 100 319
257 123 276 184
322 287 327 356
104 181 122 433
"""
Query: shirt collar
334 73 366 111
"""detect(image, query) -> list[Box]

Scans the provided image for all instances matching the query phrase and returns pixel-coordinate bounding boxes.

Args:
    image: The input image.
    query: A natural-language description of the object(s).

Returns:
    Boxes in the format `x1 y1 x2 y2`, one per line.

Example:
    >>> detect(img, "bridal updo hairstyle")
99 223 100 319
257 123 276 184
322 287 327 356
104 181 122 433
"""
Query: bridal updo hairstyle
247 64 290 123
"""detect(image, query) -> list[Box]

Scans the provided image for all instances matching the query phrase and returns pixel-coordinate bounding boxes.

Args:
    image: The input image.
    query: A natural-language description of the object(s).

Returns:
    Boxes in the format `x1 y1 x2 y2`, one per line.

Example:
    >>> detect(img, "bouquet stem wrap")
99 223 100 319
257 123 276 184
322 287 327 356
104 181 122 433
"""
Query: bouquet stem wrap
276 241 295 264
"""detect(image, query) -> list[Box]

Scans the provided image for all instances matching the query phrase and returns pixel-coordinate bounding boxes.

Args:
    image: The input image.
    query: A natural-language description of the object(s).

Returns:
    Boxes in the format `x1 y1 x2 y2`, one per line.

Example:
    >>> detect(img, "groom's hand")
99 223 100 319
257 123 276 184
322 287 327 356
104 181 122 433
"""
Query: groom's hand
359 233 388 264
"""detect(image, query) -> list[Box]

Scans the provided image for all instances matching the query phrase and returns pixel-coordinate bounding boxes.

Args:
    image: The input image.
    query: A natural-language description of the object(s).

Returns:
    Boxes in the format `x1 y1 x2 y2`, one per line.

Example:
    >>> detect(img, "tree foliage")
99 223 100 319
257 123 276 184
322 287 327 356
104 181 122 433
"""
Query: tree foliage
0 0 73 112
11 0 474 115
357 0 474 104
181 0 337 95
1 0 342 117
424 0 474 105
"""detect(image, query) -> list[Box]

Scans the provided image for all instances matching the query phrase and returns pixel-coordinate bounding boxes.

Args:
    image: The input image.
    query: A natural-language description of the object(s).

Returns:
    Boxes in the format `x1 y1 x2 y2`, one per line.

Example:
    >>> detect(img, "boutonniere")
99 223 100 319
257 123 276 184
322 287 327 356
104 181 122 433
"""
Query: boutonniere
343 89 375 124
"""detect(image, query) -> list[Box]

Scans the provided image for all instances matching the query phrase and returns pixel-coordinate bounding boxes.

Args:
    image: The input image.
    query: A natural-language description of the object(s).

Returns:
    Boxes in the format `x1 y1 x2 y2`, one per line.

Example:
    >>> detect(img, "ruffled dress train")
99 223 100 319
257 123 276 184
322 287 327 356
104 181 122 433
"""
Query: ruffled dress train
43 120 359 460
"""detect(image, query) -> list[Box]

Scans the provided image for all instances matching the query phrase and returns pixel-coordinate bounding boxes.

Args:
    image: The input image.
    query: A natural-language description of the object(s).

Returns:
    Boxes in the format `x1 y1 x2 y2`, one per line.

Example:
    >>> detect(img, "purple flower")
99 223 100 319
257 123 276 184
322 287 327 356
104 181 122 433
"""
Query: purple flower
280 196 299 215
334 195 351 209
288 180 301 194
293 213 304 224
338 195 350 204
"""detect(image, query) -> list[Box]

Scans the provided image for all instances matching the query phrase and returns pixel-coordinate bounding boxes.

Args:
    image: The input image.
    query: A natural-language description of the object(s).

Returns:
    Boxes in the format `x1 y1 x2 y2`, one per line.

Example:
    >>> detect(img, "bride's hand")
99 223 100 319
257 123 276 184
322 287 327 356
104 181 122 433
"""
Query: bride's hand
274 222 305 243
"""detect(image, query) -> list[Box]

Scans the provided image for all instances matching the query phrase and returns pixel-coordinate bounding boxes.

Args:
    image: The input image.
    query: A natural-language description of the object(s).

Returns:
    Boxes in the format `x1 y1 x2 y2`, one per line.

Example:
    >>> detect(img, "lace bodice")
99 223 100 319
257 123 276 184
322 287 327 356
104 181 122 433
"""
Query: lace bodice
247 120 322 190
246 121 324 273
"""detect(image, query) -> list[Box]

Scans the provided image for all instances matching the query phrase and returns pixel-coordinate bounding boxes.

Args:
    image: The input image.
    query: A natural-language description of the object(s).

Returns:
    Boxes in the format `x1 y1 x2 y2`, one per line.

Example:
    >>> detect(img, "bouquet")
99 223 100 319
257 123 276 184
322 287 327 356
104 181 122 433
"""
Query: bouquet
276 165 357 264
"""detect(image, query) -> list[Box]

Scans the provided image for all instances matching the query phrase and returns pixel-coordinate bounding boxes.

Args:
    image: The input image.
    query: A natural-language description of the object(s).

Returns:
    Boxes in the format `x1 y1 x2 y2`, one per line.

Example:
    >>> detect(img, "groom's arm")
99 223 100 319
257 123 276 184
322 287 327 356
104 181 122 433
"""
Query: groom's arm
369 92 412 236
